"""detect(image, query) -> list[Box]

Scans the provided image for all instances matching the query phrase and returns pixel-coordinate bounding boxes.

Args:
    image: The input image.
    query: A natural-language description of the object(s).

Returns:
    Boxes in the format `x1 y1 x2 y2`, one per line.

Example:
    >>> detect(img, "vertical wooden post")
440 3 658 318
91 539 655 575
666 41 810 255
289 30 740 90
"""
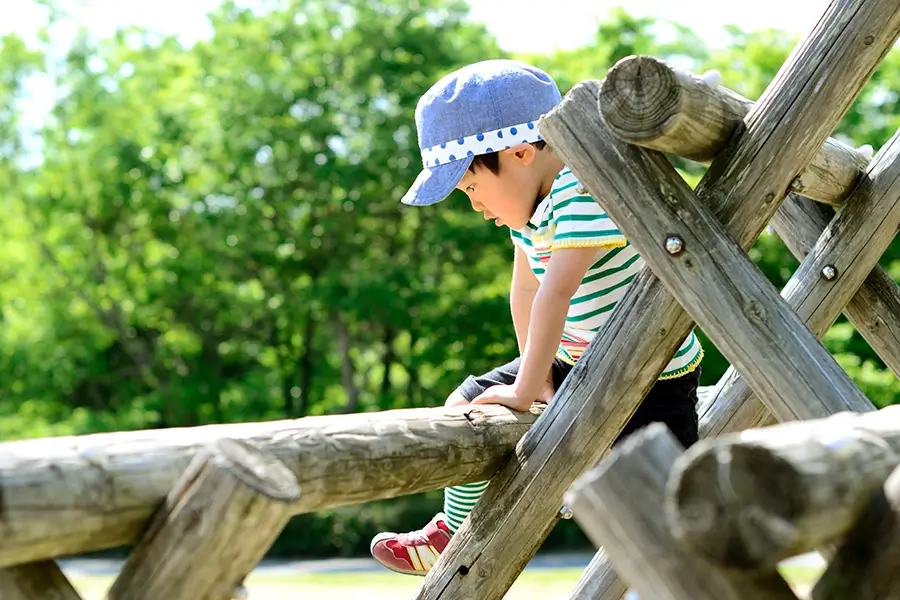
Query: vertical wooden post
0 561 83 600
565 424 798 600
107 438 301 600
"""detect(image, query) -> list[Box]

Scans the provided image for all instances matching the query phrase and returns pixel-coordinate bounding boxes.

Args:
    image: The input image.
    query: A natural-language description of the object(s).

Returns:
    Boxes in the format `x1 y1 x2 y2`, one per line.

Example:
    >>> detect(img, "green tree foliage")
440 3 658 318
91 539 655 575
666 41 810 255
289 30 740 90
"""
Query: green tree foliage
1 1 898 557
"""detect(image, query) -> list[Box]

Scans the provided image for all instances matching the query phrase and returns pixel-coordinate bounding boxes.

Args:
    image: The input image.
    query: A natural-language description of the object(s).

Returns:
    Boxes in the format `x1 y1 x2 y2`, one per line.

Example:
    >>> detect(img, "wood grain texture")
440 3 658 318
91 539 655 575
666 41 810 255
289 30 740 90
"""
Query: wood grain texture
566 424 798 600
415 4 900 595
108 438 300 600
565 549 628 600
598 55 871 204
0 404 543 567
700 128 900 436
668 407 900 570
812 462 900 600
550 83 875 423
0 561 83 600
771 194 900 379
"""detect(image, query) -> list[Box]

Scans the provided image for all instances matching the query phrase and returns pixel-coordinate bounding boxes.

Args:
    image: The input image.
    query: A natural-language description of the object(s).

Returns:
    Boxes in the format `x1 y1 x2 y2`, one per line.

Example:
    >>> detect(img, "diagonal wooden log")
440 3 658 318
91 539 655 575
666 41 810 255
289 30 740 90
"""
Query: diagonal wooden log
700 127 900 437
416 2 900 598
770 195 900 380
598 55 872 205
573 132 900 598
0 404 546 567
108 438 300 600
0 561 83 600
565 424 799 600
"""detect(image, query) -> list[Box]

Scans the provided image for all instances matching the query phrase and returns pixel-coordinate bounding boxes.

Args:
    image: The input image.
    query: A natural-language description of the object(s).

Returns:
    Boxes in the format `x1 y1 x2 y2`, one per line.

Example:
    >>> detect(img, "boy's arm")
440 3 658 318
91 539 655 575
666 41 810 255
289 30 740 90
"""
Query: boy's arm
472 246 602 411
511 244 540 355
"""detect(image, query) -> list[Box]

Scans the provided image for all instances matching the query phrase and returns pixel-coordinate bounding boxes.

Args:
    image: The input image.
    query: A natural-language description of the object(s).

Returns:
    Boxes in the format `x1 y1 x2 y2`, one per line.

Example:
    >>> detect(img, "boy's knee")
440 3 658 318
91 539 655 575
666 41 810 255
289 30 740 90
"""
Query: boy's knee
444 390 470 407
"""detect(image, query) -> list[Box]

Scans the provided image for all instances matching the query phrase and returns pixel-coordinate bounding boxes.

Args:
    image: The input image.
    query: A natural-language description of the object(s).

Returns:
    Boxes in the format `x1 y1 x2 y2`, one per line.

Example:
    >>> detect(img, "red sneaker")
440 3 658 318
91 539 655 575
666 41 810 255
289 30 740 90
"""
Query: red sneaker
370 512 452 576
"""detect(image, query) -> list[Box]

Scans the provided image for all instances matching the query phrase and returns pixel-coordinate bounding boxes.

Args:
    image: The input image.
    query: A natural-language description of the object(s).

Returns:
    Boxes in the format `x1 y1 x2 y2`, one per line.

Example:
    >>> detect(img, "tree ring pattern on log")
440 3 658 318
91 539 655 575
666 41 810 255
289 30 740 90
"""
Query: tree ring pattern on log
599 55 681 141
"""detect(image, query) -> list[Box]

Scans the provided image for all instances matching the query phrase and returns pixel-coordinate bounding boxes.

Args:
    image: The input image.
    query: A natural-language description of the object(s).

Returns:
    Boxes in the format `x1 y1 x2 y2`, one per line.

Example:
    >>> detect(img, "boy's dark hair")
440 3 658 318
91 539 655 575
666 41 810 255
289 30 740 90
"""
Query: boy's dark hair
468 140 547 174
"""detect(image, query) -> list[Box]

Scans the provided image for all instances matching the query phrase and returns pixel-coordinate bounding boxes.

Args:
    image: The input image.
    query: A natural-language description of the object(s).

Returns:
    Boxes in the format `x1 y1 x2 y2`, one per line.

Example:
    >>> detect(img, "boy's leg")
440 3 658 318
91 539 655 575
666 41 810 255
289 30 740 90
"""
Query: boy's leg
614 367 701 449
370 359 523 576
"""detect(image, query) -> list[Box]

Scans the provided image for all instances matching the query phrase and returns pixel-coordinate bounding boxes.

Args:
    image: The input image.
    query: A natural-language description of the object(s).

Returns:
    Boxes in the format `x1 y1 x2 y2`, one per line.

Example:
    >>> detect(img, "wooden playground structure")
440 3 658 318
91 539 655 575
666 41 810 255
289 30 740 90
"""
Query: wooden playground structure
4 0 900 597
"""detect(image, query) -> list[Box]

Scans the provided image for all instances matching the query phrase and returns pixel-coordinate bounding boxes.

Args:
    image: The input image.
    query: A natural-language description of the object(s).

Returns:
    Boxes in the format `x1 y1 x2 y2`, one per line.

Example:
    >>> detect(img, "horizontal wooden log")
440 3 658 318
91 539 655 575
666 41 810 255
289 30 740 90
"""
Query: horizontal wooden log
108 438 299 600
700 127 900 436
668 407 900 570
565 424 798 600
0 404 545 567
416 4 900 596
811 462 900 600
0 561 83 600
598 55 871 205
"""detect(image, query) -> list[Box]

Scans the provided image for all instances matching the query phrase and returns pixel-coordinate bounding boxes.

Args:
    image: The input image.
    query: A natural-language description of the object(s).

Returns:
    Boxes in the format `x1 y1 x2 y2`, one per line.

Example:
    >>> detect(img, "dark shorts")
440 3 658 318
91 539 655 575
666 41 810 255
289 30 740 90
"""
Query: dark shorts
456 357 700 449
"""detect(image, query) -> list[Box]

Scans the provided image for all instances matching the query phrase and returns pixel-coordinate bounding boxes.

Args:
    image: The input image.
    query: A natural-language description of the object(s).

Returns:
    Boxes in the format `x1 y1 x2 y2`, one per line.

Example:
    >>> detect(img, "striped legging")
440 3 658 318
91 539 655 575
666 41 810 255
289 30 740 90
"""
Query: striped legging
443 481 489 532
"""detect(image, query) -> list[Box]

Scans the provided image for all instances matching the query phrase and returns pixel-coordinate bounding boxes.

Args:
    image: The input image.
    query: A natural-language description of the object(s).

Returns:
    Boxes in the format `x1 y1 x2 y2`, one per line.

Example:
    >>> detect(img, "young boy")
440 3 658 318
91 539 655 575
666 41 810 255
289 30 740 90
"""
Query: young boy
370 59 703 576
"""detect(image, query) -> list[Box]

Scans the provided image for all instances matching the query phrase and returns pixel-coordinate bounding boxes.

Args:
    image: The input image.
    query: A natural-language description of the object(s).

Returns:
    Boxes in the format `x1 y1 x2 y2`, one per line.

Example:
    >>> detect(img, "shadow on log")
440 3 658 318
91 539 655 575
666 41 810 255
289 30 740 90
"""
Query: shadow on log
0 561 83 600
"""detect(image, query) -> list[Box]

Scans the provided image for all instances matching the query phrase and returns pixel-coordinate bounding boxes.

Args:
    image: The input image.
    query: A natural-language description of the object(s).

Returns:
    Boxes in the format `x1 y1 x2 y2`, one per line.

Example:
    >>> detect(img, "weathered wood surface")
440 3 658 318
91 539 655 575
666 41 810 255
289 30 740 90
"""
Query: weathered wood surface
772 194 900 379
0 404 545 567
668 407 900 570
812 462 900 600
553 89 877 422
598 55 871 205
565 424 798 600
415 4 900 596
566 549 628 600
0 561 83 600
108 438 299 600
699 128 900 436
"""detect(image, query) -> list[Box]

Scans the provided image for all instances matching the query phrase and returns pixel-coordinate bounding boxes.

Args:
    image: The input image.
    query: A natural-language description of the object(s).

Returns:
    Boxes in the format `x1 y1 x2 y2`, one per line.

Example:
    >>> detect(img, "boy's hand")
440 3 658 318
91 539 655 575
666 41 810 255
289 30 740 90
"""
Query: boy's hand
471 379 555 412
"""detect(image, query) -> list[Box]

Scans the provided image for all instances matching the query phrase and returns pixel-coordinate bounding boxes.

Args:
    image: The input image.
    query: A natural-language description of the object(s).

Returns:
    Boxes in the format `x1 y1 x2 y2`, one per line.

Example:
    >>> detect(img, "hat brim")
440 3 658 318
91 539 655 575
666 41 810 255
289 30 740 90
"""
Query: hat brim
401 156 473 206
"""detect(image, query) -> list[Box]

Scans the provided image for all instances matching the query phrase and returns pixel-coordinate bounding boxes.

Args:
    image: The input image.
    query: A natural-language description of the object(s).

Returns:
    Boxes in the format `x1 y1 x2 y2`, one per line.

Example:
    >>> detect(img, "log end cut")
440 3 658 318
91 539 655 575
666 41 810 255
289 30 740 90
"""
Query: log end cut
599 55 682 144
666 442 804 570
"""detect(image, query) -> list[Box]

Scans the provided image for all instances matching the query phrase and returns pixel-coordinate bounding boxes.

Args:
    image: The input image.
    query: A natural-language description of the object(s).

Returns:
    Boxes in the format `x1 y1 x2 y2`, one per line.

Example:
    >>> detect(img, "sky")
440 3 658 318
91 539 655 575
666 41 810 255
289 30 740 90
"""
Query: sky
2 0 831 54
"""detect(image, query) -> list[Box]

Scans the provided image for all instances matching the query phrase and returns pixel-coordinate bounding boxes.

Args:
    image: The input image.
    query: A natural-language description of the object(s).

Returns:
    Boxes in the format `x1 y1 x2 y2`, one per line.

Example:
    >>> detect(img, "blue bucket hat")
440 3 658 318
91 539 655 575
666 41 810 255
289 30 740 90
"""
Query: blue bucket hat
401 59 563 206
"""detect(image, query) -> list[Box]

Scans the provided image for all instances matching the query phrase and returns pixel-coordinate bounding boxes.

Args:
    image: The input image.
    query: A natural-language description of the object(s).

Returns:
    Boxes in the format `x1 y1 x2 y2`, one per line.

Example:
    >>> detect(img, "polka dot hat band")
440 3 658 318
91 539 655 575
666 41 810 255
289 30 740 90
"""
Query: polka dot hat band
420 120 544 168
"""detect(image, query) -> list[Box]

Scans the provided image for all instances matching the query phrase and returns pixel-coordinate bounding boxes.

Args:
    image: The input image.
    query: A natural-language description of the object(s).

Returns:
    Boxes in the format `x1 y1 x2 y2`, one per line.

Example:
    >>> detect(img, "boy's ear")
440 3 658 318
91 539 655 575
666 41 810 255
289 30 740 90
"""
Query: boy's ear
504 143 537 165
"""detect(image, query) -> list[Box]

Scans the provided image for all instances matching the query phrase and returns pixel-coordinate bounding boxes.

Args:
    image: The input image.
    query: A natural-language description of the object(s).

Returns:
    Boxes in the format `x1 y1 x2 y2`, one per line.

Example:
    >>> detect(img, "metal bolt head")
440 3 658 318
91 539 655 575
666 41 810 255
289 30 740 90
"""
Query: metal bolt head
821 265 838 280
665 235 684 255
558 505 574 520
575 185 587 194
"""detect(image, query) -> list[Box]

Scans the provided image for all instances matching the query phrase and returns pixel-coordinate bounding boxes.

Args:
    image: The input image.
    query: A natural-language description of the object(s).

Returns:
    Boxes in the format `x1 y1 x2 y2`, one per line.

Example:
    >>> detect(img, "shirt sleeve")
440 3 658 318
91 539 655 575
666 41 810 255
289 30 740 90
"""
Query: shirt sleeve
550 173 627 250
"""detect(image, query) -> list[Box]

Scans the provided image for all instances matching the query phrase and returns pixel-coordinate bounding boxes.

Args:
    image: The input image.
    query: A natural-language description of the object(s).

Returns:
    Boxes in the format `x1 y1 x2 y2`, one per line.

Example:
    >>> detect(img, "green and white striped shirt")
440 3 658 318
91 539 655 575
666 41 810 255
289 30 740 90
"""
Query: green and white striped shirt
510 168 703 379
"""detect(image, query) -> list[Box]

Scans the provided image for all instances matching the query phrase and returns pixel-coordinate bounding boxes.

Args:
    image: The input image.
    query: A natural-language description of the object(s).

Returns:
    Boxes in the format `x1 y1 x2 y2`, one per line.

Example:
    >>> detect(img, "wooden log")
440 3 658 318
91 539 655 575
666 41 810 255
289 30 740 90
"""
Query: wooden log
0 561 83 600
598 55 871 205
415 4 900 596
553 89 878 422
565 424 798 600
108 438 300 600
771 194 900 379
566 549 628 600
700 127 900 437
812 462 900 600
667 407 900 571
0 403 545 567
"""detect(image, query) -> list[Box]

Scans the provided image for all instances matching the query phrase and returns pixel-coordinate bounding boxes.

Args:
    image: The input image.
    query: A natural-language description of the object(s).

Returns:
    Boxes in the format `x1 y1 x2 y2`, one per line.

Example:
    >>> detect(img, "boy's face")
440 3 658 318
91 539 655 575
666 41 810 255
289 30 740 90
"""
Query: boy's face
454 145 546 230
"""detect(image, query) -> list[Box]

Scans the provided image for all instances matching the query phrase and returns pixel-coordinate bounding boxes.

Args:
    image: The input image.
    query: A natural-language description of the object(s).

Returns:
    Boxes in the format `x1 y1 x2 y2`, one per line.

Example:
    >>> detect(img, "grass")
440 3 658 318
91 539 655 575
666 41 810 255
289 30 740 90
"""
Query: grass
69 565 825 600
70 569 587 599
